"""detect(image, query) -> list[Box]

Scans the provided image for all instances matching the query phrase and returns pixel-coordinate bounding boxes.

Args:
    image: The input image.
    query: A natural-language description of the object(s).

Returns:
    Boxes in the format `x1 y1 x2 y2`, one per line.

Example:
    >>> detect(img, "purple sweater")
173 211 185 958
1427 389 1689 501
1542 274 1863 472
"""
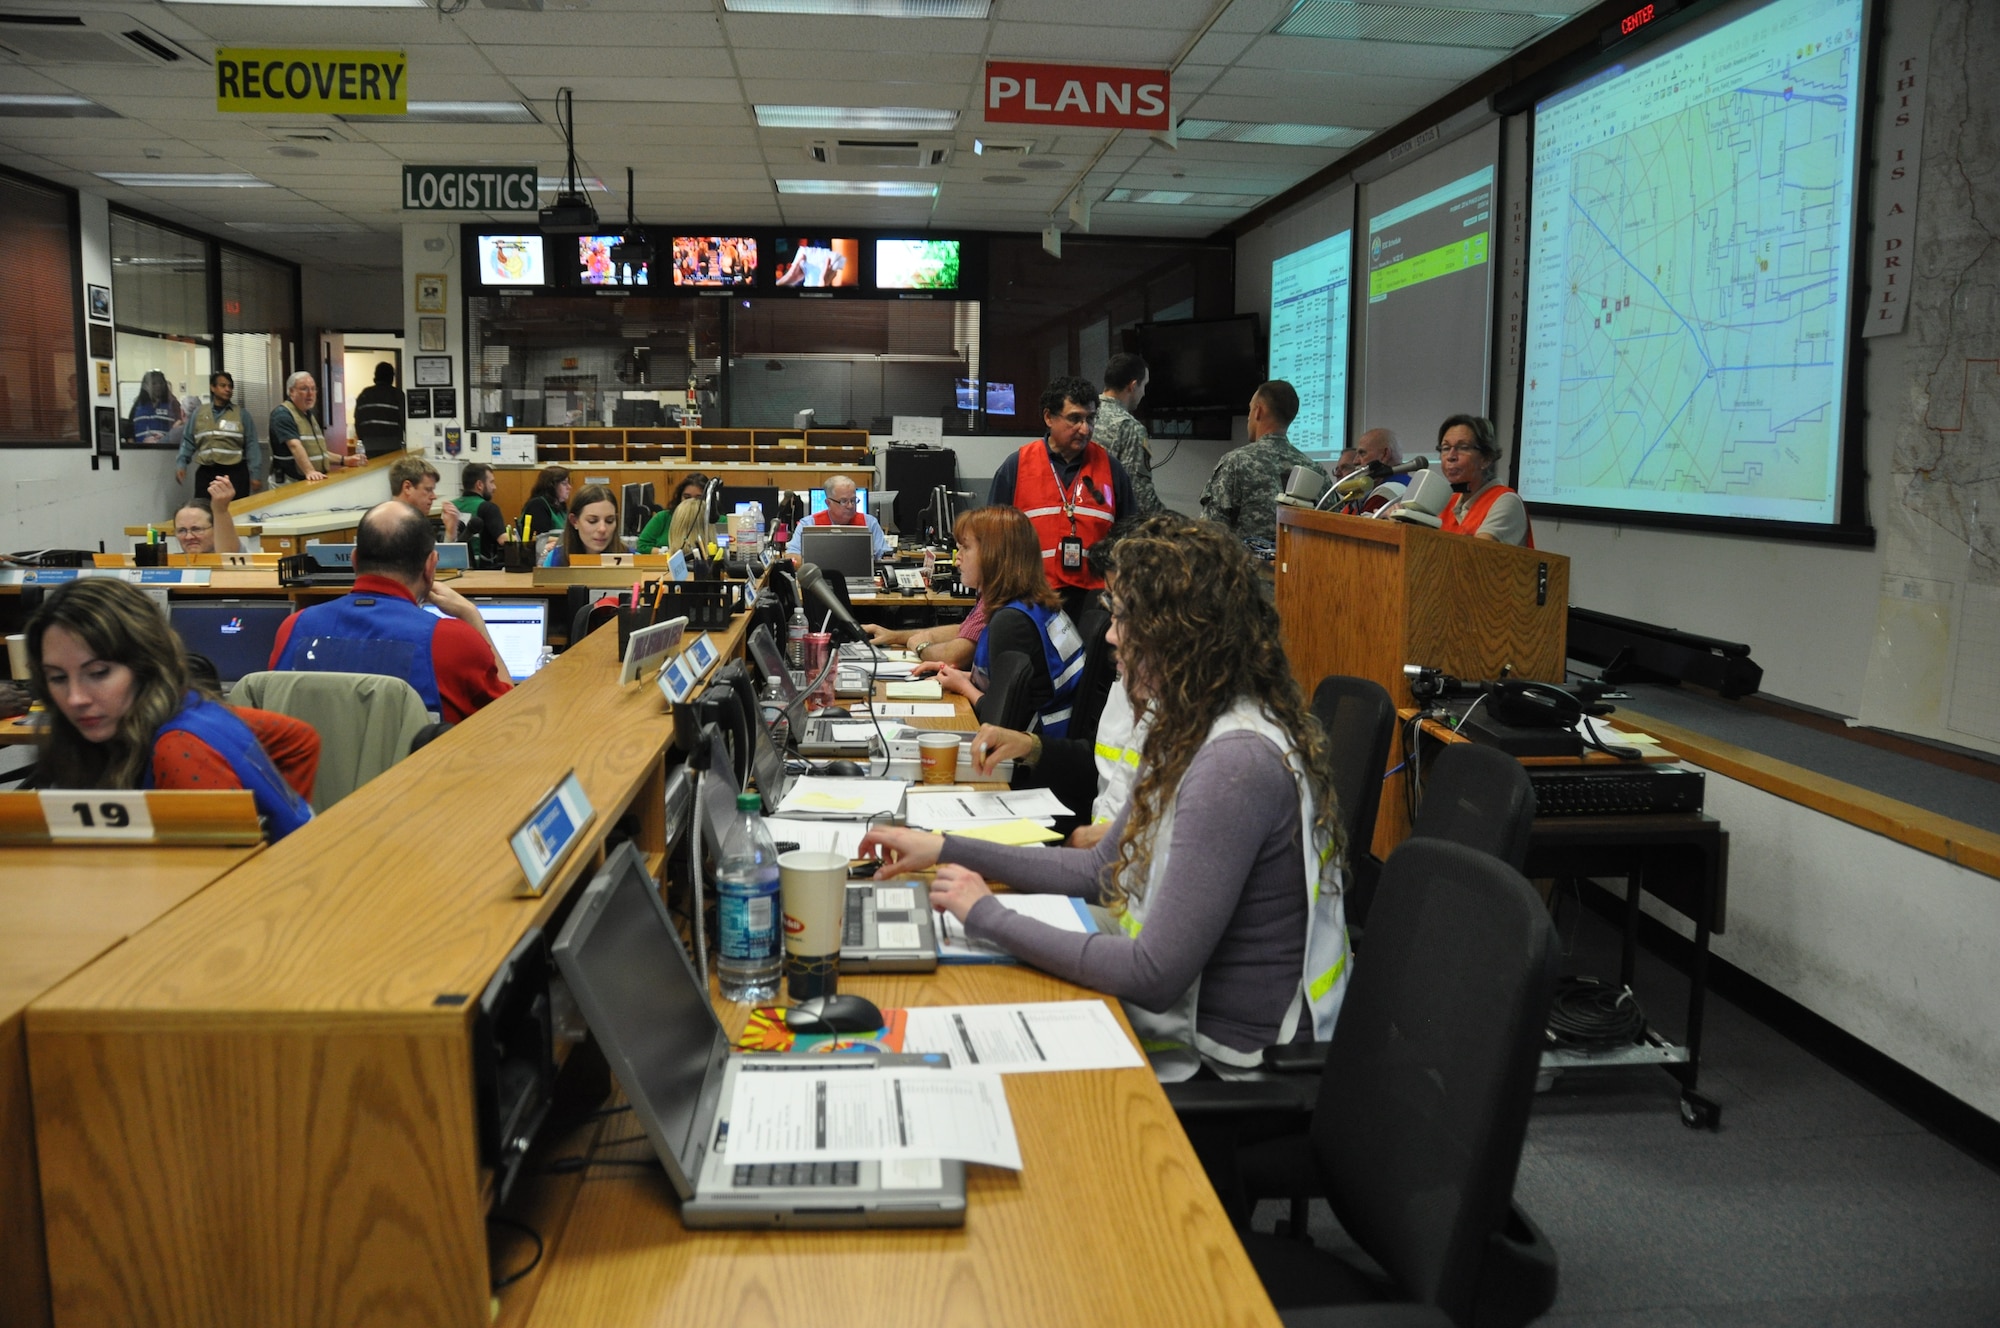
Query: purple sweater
941 730 1308 1056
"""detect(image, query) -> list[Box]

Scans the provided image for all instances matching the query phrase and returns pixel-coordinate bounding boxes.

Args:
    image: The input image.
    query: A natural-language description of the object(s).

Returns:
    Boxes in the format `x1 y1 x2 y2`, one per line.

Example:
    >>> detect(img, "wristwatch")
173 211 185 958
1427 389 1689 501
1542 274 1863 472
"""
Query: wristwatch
1024 733 1043 767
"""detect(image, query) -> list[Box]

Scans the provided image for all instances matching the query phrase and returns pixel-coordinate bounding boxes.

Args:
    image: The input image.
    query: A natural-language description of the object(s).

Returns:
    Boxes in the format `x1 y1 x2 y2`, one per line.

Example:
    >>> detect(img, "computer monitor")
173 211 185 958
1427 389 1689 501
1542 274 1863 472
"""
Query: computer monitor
870 489 899 536
472 599 549 682
808 486 869 517
717 485 780 519
621 481 654 536
169 600 294 685
795 524 873 582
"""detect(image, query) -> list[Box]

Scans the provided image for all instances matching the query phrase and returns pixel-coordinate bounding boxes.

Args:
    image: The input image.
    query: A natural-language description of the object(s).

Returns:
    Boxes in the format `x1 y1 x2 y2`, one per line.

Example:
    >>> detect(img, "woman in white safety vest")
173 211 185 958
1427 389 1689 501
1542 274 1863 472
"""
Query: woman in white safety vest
863 513 1350 1081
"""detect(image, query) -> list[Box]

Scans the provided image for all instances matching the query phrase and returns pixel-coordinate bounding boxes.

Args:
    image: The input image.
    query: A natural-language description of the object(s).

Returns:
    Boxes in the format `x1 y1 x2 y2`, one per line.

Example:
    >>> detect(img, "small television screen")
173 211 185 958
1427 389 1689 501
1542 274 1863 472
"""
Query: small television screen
773 237 859 288
875 238 959 290
1130 316 1263 414
477 234 545 287
578 235 650 287
671 236 757 287
954 378 979 410
985 381 1016 415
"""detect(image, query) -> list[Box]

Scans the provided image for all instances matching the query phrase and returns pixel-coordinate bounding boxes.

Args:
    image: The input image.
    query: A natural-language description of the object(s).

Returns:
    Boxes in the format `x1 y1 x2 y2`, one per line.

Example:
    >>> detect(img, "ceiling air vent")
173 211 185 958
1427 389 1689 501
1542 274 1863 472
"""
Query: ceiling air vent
806 138 953 168
0 12 201 67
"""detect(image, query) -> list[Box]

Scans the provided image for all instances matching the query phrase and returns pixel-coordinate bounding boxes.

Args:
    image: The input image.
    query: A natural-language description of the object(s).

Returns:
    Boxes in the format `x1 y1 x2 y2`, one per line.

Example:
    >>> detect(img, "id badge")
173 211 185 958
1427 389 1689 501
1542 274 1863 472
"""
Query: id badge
1058 534 1084 570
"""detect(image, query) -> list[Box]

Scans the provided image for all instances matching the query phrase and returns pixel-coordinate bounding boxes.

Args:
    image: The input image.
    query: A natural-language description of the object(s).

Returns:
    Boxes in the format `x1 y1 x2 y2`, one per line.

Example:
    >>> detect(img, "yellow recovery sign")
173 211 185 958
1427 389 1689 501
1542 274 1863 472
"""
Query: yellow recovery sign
216 49 407 114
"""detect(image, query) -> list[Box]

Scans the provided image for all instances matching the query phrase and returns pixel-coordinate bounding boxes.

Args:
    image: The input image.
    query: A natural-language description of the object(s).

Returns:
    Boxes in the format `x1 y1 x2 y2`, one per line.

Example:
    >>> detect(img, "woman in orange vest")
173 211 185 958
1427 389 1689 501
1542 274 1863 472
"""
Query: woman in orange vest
1436 414 1533 547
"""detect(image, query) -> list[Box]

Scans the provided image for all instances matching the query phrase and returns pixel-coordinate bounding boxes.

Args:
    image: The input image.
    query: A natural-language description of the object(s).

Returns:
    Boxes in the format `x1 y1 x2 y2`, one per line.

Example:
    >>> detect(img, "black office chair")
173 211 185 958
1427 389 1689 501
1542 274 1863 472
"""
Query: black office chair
1312 675 1396 929
1066 607 1115 742
567 590 622 653
1168 839 1560 1328
975 650 1034 730
1410 742 1537 872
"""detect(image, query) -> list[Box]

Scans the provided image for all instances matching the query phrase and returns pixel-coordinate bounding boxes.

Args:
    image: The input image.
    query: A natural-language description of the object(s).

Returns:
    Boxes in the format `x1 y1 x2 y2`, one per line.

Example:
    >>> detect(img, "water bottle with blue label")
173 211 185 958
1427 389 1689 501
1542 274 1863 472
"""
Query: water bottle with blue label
716 791 782 1002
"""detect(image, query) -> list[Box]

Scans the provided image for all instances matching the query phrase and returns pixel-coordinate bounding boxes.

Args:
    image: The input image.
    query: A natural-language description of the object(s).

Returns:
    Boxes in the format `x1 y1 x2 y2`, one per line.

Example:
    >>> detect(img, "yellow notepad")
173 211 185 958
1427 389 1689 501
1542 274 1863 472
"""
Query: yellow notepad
885 679 944 700
952 820 1063 846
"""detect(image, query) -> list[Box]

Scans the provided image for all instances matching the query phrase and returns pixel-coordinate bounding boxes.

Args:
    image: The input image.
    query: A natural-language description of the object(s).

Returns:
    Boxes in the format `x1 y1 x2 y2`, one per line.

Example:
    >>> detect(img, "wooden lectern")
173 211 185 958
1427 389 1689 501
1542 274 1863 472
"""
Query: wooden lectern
1275 507 1570 855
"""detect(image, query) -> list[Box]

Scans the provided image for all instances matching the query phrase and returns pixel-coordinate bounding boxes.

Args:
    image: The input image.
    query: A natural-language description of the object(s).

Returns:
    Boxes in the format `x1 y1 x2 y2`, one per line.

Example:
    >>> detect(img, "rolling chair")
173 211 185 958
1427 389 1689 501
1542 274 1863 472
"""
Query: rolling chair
1410 742 1537 872
974 651 1034 731
230 671 431 811
1311 675 1396 929
1168 839 1561 1328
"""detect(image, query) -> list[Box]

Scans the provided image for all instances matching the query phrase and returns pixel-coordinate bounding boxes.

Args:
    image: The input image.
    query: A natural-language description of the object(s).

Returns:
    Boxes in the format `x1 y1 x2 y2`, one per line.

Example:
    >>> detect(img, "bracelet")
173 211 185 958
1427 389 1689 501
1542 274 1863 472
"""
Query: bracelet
1024 733 1043 767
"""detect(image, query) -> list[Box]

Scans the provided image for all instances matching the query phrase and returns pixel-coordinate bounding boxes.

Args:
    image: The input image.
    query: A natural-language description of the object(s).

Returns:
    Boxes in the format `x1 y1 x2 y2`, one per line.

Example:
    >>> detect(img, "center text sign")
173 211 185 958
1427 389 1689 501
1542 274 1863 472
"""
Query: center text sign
984 61 1169 131
402 165 538 212
216 49 406 114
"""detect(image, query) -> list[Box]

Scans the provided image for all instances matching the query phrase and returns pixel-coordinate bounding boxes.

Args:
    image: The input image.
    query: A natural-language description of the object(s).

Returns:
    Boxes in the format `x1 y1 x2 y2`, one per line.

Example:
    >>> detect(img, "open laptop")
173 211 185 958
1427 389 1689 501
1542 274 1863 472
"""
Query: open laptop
469 599 548 682
796 525 876 595
170 600 293 684
747 624 881 758
550 842 964 1227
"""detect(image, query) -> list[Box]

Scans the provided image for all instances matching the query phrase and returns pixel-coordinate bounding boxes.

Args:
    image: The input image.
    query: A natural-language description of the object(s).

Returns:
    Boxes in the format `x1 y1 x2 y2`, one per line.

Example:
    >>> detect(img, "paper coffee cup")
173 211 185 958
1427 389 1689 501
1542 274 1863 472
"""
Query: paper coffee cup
780 849 847 1001
5 634 27 682
917 731 962 785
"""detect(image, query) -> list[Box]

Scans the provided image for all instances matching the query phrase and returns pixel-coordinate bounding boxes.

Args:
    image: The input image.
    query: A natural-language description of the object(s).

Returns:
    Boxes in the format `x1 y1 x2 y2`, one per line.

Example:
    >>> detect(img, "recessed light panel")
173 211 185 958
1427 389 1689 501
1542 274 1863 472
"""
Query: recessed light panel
338 101 537 124
96 172 272 188
1177 119 1370 148
725 0 989 15
0 94 118 118
757 105 958 131
776 179 939 197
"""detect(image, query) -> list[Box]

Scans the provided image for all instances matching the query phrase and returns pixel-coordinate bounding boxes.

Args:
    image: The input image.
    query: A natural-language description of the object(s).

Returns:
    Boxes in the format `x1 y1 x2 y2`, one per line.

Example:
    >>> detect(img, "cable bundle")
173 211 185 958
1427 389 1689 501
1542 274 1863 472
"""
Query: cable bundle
1545 975 1647 1051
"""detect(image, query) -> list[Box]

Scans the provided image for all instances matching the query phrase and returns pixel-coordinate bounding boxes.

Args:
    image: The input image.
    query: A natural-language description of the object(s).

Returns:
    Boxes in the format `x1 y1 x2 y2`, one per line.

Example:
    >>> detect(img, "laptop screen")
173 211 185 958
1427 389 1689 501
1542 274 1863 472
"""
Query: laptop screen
746 625 799 704
550 842 726 1191
473 600 548 681
170 600 294 684
796 525 872 581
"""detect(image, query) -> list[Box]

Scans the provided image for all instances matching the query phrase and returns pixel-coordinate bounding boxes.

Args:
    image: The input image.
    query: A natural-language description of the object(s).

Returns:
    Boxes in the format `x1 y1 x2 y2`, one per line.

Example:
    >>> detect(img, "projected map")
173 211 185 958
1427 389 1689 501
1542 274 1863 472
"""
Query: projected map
1519 0 1864 524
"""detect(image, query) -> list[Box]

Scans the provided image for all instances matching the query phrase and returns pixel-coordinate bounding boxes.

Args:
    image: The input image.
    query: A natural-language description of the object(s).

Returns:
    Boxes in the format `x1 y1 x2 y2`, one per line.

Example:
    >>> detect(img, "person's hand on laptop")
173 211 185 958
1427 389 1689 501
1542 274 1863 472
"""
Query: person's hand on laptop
927 863 992 924
969 724 1033 777
859 825 945 878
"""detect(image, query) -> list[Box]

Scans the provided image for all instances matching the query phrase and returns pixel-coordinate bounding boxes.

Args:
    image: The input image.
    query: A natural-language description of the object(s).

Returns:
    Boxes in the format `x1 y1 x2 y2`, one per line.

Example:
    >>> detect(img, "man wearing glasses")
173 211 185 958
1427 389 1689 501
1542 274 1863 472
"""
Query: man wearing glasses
803 474 891 560
171 475 243 556
988 375 1138 615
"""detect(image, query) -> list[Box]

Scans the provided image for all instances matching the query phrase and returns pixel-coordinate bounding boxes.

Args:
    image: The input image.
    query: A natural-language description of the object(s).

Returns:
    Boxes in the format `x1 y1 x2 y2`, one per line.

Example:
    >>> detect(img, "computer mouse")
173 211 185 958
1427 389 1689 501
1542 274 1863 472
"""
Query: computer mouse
819 706 852 719
783 994 885 1034
820 759 866 777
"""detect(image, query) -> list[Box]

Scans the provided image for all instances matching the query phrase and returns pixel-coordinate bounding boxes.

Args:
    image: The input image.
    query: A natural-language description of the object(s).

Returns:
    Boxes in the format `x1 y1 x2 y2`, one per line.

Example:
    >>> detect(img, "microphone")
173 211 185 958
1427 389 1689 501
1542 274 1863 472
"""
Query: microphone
795 561 867 643
1332 454 1428 498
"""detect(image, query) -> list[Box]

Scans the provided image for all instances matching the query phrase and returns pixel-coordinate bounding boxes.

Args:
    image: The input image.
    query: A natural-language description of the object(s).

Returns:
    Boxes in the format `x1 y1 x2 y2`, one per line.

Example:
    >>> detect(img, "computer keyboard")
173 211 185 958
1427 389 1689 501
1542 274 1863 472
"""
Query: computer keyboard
734 1161 860 1188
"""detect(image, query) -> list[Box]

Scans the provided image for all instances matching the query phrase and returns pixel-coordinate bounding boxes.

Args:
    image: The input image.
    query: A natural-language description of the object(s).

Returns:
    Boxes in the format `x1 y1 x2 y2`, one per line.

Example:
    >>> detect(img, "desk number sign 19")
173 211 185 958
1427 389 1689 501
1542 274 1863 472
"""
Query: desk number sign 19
41 790 155 840
509 770 596 897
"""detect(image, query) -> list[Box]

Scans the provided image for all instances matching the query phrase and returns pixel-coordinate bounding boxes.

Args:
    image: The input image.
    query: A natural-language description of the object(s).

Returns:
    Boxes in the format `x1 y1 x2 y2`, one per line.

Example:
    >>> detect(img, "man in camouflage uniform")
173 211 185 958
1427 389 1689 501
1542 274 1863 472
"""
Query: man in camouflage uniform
1200 380 1328 544
1095 352 1167 517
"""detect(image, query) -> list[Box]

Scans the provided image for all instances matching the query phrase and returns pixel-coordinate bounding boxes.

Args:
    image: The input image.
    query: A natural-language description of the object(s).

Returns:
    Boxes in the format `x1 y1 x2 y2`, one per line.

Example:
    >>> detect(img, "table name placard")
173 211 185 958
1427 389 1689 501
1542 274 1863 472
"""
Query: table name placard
509 770 595 897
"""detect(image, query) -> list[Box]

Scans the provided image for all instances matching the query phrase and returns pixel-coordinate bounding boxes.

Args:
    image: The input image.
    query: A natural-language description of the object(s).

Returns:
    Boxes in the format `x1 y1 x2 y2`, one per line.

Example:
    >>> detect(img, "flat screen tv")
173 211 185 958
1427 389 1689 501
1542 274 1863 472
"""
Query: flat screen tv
1129 315 1262 414
875 238 959 291
773 237 859 288
578 234 650 287
671 236 757 287
476 234 546 287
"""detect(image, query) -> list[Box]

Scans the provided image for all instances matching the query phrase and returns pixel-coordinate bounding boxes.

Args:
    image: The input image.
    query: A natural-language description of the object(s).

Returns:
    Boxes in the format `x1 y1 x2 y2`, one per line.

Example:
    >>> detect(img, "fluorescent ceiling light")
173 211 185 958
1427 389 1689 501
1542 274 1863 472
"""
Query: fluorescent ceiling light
725 0 990 15
0 94 118 119
167 0 426 7
338 101 538 124
756 105 958 131
1102 187 1266 207
777 179 939 197
1274 0 1569 50
537 176 608 192
227 221 370 234
96 172 272 188
1177 119 1369 148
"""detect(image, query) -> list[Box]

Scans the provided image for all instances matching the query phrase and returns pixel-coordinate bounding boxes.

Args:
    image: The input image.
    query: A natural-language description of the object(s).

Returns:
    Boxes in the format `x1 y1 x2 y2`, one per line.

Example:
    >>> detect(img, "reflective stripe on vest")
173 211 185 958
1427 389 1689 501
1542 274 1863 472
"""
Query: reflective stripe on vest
1010 440 1117 591
281 403 330 470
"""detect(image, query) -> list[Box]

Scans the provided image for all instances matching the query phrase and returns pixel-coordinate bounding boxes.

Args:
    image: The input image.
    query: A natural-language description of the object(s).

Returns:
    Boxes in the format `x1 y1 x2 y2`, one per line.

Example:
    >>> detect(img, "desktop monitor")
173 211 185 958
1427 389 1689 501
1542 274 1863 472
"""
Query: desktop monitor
577 234 650 287
796 525 873 583
472 600 549 682
476 234 545 287
870 490 899 536
621 481 655 536
169 600 294 685
808 487 869 517
717 485 780 519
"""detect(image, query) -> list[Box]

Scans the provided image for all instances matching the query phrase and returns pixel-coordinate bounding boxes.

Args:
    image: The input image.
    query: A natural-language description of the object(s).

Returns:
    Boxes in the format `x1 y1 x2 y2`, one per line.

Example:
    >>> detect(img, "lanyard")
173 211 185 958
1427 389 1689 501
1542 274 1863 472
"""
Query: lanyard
1045 443 1082 533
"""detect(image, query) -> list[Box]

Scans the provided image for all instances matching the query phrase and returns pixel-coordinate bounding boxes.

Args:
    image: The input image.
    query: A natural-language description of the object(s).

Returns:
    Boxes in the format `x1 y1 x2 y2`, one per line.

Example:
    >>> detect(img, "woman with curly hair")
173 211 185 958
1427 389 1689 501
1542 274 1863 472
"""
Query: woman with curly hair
861 512 1350 1080
27 578 317 841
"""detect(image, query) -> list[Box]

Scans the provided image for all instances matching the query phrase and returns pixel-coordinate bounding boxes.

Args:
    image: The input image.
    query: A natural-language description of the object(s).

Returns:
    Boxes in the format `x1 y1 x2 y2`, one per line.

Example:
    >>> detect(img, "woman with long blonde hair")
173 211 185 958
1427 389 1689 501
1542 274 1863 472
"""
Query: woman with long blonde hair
863 513 1349 1080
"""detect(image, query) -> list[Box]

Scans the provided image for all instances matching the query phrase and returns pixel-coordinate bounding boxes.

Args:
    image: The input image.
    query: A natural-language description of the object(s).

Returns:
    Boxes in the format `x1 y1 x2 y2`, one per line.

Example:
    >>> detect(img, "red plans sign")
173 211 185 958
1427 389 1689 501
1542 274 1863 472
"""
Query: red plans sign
984 61 1170 130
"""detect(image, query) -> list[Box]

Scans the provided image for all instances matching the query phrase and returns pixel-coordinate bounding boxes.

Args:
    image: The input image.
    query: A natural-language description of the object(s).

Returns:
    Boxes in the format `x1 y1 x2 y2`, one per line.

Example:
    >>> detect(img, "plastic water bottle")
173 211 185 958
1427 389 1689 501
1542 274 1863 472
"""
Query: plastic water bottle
715 791 782 1002
532 644 556 677
785 604 809 669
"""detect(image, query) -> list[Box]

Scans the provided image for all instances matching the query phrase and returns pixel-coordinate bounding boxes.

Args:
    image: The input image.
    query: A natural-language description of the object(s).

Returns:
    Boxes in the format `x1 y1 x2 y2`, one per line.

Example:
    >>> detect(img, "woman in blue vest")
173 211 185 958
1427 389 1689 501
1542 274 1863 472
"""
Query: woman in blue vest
917 503 1085 738
25 579 316 841
128 370 183 447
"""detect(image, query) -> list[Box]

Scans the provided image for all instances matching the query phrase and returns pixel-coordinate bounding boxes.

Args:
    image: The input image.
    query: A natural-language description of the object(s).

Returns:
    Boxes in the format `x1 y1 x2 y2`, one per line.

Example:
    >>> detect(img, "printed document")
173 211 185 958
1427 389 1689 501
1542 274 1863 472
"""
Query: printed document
726 1063 1022 1169
902 1001 1145 1074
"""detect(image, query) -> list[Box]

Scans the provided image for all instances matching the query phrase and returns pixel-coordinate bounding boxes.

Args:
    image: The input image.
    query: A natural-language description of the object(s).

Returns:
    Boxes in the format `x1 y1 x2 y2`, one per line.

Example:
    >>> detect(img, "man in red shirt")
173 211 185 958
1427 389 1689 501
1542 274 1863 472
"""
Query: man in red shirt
987 375 1137 616
270 501 511 723
804 473 890 559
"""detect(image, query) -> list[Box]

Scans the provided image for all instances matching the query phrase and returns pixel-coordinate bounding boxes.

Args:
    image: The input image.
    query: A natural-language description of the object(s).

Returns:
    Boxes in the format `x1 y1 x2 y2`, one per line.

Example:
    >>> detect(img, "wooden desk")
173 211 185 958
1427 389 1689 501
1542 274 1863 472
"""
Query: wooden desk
1 845 259 1328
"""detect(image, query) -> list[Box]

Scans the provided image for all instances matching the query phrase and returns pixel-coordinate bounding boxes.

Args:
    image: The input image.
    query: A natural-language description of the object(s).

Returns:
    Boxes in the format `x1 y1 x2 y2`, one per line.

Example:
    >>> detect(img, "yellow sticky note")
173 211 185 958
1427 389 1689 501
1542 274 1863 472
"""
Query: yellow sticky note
953 820 1063 846
886 680 944 700
796 792 867 811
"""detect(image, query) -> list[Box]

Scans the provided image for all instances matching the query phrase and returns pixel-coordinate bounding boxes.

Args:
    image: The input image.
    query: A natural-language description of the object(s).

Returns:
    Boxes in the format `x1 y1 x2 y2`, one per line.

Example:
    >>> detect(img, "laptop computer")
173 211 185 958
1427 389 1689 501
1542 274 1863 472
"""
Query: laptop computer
469 599 548 682
747 624 882 758
550 842 966 1228
169 599 294 684
841 878 939 973
796 525 876 595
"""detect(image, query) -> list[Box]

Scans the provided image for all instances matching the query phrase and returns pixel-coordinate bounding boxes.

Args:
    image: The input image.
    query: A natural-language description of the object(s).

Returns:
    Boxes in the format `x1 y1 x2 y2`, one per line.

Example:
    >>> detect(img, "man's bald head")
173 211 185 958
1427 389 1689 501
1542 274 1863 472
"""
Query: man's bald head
354 499 435 586
1355 428 1401 468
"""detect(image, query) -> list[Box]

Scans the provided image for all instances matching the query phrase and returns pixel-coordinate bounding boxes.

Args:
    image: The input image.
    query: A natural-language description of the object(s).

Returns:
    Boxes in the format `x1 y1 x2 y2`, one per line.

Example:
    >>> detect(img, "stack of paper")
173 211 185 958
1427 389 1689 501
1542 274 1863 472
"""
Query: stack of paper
938 894 1094 963
774 776 905 820
885 679 944 701
904 787 1072 830
901 1001 1144 1074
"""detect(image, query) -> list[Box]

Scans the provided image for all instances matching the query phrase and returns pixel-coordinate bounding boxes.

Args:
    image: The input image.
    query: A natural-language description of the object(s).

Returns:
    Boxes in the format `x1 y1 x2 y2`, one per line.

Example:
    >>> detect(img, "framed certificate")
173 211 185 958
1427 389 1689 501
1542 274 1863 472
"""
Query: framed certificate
413 354 453 387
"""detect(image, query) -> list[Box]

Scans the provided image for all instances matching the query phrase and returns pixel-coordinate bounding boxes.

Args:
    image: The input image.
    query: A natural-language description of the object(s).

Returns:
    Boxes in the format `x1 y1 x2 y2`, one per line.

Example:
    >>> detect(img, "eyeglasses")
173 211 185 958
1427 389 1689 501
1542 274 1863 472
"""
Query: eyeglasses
827 495 858 507
1055 410 1095 426
1437 444 1485 457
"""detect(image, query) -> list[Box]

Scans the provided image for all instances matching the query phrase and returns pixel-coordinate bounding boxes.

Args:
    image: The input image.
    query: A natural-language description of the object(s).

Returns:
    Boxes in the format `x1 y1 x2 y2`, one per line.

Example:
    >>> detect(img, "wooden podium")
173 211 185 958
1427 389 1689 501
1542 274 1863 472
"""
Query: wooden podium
1275 508 1570 855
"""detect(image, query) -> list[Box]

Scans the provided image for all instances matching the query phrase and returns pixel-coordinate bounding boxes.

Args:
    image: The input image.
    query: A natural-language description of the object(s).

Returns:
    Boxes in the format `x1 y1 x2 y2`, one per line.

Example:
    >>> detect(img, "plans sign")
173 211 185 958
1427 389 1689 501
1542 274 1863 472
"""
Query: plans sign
216 49 406 114
402 165 539 212
984 61 1170 131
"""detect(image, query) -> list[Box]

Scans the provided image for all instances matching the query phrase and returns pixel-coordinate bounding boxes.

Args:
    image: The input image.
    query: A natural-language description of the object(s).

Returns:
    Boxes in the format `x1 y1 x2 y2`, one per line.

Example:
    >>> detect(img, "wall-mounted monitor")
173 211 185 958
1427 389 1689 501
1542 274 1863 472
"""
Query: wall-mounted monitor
671 236 758 287
984 382 1015 415
578 234 650 287
954 378 979 410
477 234 546 287
875 238 959 291
1129 316 1262 415
773 237 859 288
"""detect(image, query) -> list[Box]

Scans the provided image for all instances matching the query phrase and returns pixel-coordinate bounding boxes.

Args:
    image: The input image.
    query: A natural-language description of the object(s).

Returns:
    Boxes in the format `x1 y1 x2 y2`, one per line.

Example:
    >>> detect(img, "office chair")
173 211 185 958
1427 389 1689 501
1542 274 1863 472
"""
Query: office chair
1410 742 1536 872
1067 608 1115 742
231 671 431 811
975 651 1033 730
569 596 623 651
1167 839 1560 1328
1311 675 1396 930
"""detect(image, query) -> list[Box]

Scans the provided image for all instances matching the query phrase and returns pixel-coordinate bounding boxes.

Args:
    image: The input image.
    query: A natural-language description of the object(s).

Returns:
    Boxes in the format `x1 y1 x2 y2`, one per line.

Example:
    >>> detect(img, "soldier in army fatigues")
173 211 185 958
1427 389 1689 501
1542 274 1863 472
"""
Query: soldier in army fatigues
1200 379 1328 544
1096 352 1168 517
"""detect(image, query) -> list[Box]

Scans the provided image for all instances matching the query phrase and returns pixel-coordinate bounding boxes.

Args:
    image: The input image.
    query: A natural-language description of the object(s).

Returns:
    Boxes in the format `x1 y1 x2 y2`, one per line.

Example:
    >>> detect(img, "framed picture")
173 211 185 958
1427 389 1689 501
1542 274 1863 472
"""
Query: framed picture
87 323 113 359
406 388 432 419
417 316 447 352
413 354 453 387
414 273 447 313
430 386 458 418
87 284 111 322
